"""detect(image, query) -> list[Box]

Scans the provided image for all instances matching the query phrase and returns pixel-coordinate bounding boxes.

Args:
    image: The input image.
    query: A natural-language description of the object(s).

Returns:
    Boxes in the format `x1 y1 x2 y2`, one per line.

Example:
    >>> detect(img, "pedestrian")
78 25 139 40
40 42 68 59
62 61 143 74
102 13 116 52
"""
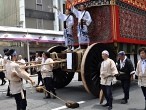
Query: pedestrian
0 54 6 85
41 52 56 99
100 50 118 110
116 51 135 104
69 1 92 49
3 48 12 97
17 55 26 64
5 49 35 110
135 47 146 110
35 52 43 86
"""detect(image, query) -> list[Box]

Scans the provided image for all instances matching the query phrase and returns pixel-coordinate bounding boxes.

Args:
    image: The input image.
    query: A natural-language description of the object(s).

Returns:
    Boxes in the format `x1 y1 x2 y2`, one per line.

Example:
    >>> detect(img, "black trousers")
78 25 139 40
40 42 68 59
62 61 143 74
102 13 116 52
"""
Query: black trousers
7 81 11 96
121 79 130 100
141 86 146 101
37 71 43 85
14 90 27 110
44 77 56 96
101 85 113 107
0 71 5 84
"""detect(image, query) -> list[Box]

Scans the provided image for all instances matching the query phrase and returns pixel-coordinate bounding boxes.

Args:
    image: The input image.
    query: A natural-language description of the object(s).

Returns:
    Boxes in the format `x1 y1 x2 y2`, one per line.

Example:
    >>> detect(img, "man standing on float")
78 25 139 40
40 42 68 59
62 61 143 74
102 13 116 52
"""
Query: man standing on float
54 7 74 50
69 0 92 49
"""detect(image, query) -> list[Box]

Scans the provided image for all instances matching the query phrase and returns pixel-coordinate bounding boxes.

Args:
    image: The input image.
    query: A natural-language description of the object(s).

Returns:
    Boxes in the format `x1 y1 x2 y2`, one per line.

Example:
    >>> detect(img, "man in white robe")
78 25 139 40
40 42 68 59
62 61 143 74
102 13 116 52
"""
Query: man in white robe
69 1 92 49
100 50 118 110
54 6 74 50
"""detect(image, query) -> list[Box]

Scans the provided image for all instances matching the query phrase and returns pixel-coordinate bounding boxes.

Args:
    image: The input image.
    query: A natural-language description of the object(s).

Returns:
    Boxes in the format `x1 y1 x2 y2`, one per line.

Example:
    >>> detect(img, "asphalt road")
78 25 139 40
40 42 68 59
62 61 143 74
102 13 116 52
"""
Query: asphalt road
0 76 145 110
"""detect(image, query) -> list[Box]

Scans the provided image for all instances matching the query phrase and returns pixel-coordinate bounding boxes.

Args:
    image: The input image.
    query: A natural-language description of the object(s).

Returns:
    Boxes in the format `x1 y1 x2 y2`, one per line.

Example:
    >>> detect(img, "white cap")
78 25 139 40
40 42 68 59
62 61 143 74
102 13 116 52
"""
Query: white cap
102 50 109 56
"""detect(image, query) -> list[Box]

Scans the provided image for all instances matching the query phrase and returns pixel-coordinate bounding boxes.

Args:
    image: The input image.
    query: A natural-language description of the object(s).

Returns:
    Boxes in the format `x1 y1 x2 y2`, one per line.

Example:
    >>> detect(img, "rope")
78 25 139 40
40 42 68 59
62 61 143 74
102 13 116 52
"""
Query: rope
41 87 66 103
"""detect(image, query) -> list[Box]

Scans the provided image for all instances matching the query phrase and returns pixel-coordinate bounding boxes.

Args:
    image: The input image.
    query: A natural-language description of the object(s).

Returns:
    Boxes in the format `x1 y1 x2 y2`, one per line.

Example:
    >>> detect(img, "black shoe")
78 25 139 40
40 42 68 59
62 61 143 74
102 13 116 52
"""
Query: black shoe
108 106 112 110
102 103 109 107
43 96 51 99
6 94 13 97
121 100 128 104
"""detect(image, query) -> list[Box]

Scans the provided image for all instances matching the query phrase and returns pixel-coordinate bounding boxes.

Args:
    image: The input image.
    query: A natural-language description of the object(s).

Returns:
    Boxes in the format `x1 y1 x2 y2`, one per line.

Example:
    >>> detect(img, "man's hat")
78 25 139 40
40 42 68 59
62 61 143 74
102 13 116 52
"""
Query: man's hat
118 51 125 56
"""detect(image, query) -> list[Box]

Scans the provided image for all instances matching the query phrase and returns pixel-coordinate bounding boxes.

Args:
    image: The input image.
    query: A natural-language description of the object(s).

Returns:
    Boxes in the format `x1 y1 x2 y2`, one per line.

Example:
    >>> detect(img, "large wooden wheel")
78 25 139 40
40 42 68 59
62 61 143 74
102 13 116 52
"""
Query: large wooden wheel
47 45 75 89
81 43 116 97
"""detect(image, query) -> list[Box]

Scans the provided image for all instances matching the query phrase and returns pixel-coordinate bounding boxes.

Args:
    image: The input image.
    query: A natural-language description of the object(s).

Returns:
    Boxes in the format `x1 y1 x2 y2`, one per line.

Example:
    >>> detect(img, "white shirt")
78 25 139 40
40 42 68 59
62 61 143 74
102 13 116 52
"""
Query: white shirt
41 58 54 78
41 57 45 64
0 58 4 65
58 12 74 28
71 6 92 26
5 61 30 94
120 56 127 69
35 57 42 71
3 55 8 65
0 58 4 71
18 59 26 64
141 60 146 74
100 58 118 85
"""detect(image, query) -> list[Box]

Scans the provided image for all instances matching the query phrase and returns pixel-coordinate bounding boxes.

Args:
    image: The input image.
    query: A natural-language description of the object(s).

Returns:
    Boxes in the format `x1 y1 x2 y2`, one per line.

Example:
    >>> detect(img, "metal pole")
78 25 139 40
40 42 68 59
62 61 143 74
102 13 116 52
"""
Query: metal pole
27 41 30 63
26 41 31 74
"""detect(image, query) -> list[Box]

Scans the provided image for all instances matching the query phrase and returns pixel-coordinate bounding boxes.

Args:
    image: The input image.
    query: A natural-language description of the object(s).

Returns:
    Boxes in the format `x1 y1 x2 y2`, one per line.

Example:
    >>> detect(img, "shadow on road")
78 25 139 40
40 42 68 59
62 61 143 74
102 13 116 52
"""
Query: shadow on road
92 104 108 110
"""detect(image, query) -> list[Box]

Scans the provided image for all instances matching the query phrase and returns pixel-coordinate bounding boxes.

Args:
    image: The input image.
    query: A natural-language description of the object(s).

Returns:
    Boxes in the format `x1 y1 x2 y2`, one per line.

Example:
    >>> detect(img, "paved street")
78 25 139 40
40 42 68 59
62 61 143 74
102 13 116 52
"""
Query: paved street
0 75 145 110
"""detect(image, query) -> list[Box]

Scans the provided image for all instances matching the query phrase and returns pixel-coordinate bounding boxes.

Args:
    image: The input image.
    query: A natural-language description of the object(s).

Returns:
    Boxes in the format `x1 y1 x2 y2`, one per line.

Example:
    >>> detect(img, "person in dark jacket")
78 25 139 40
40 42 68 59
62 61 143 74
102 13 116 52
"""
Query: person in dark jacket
116 51 135 104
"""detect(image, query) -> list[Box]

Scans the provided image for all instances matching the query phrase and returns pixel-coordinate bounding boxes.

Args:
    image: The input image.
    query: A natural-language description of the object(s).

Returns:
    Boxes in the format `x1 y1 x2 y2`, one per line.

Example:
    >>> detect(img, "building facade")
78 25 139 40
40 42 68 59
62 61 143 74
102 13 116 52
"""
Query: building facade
0 0 67 58
0 0 20 27
0 0 66 31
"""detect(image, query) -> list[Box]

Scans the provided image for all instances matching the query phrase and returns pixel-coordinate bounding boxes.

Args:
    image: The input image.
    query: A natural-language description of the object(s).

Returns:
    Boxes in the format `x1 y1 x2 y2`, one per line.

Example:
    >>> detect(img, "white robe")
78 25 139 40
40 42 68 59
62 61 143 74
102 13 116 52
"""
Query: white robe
100 58 118 86
71 7 92 26
136 60 146 87
58 12 74 46
71 6 92 44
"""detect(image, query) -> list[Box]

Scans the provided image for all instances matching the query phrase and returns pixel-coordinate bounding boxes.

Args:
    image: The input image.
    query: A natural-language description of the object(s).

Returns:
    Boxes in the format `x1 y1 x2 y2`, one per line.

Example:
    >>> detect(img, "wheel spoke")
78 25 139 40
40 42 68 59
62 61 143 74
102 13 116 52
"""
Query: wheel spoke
48 46 74 89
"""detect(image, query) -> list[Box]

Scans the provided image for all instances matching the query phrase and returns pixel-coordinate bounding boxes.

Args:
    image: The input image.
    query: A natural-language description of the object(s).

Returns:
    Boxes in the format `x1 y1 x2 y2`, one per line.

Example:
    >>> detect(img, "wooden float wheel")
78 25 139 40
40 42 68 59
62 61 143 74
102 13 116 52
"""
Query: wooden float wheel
81 43 116 97
47 45 75 89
